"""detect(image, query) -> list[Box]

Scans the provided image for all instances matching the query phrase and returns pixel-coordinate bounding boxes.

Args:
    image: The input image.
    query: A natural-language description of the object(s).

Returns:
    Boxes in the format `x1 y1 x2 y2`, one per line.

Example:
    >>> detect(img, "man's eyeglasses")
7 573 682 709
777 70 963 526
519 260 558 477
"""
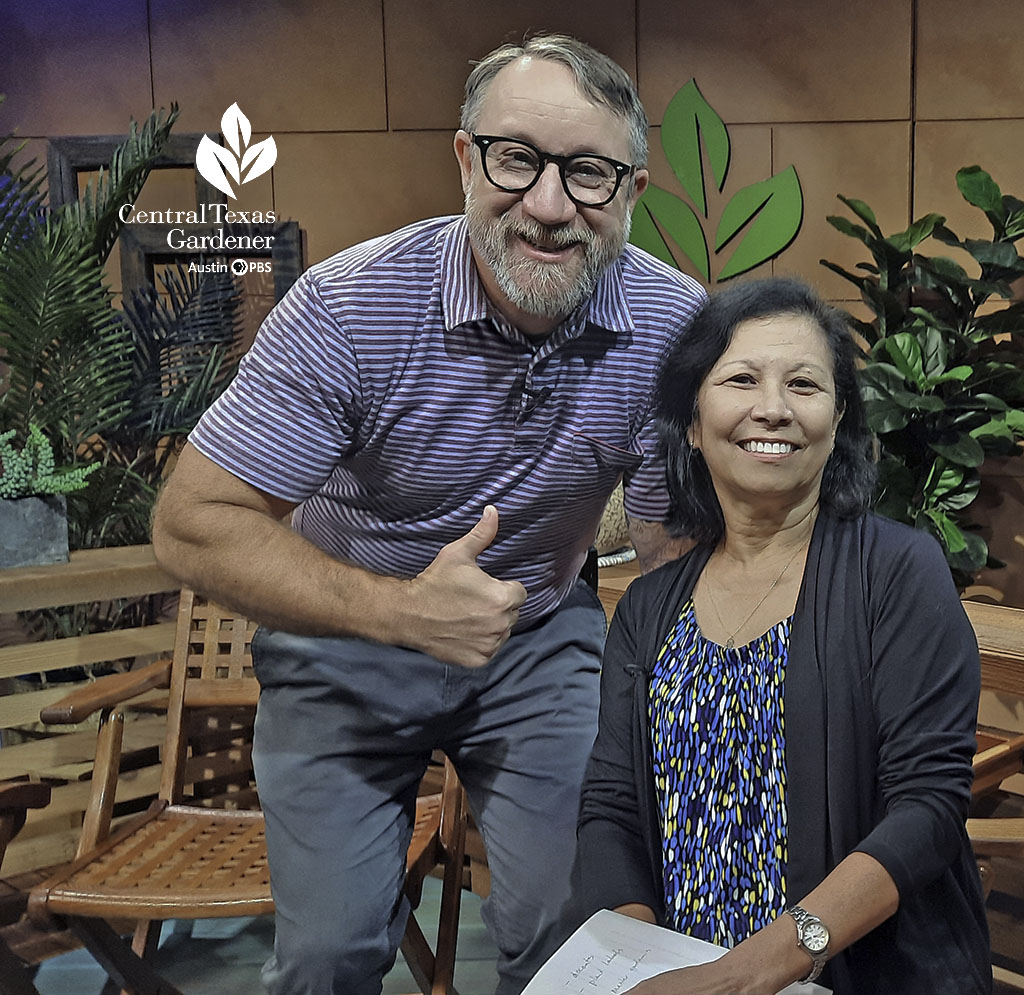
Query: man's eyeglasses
470 134 636 208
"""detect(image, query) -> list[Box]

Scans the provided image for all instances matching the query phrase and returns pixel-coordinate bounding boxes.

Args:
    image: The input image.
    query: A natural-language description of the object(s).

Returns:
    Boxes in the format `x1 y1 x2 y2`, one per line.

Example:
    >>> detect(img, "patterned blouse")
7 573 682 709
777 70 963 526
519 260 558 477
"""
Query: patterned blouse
648 599 791 947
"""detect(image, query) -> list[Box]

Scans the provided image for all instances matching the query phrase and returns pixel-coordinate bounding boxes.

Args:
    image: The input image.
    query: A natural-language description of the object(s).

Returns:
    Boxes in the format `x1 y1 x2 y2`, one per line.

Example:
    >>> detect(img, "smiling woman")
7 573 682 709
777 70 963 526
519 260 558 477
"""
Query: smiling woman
576 277 992 995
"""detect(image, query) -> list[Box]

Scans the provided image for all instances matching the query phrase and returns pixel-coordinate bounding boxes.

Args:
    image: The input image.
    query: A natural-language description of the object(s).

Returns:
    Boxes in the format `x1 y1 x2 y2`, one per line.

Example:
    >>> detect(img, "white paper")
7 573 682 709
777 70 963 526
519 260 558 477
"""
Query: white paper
523 909 831 995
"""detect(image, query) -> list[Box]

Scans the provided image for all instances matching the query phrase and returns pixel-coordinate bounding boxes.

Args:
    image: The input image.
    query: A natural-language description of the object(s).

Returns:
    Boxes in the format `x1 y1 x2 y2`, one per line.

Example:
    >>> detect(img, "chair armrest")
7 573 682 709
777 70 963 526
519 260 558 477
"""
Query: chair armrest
39 658 173 724
967 817 1024 856
0 781 51 813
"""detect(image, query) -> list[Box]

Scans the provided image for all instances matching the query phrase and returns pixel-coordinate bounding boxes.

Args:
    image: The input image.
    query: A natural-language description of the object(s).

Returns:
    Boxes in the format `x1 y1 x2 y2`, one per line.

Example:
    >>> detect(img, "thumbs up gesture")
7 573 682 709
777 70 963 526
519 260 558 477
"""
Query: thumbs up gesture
403 505 527 667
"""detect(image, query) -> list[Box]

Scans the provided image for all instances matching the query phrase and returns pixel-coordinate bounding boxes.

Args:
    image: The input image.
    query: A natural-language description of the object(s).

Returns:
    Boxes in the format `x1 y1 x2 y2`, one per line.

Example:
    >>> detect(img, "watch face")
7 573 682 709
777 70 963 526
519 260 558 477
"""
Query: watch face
803 921 829 952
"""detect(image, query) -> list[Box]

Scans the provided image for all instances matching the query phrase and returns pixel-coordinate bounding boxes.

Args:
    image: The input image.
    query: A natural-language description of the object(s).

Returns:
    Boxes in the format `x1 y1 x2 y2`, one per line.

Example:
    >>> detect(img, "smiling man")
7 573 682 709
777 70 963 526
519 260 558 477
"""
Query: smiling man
152 34 704 995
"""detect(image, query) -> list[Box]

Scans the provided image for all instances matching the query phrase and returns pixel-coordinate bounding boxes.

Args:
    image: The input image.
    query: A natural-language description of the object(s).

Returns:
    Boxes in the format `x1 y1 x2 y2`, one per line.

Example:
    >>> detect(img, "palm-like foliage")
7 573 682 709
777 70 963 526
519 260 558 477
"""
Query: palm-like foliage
1 100 244 555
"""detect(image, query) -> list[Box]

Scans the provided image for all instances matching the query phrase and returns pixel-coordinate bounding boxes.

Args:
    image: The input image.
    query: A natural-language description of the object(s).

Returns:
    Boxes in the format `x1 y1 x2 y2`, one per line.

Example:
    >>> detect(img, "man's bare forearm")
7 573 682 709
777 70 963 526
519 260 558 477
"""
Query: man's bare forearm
626 516 694 573
151 445 526 667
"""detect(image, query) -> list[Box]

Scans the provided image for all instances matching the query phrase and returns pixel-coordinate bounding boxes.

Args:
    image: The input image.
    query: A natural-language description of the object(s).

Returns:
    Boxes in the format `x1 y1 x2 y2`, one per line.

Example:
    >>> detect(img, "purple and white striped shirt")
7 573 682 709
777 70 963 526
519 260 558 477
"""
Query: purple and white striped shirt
190 216 706 626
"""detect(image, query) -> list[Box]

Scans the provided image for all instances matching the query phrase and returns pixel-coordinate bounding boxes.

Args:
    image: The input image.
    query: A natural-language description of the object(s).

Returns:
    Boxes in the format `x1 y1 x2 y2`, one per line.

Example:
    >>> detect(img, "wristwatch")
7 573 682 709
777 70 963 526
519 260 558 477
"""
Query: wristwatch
784 905 830 983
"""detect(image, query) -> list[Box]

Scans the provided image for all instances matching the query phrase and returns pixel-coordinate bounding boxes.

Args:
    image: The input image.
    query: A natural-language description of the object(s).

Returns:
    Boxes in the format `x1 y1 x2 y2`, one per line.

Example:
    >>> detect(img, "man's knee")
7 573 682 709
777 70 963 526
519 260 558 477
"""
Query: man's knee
263 898 408 995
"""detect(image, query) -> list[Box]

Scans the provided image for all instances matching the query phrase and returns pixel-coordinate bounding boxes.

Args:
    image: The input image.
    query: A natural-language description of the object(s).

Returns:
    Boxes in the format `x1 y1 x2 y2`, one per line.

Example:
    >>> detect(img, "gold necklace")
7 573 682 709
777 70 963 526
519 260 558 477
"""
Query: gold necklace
703 543 805 649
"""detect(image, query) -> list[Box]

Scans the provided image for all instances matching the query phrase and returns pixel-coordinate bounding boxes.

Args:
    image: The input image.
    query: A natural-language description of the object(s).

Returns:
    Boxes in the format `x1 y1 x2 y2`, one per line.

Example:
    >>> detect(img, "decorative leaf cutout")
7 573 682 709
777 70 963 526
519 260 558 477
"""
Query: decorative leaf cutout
715 166 803 281
195 134 238 200
628 201 678 268
221 102 251 157
240 136 278 183
635 184 710 281
660 80 730 217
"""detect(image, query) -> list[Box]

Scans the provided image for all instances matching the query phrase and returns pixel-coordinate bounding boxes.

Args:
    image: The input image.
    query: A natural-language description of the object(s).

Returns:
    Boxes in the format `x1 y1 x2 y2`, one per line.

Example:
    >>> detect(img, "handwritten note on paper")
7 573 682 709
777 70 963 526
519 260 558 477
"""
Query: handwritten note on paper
522 910 831 995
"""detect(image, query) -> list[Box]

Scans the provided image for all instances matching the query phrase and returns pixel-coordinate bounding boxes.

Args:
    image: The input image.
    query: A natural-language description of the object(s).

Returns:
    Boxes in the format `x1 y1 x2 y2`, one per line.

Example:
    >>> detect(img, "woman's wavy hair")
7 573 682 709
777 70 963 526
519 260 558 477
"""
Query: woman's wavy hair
656 277 877 544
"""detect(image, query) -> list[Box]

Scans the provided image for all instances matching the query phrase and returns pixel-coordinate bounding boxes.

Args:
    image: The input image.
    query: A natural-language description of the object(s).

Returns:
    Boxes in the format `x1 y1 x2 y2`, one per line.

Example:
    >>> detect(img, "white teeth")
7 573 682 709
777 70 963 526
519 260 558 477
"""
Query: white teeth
743 440 795 454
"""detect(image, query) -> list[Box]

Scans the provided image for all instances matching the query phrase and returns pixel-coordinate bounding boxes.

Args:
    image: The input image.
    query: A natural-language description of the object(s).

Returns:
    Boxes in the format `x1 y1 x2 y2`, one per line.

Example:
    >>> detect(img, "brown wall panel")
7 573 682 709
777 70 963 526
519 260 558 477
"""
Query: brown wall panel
772 122 911 300
384 0 637 131
150 0 386 133
272 131 464 265
917 0 1024 121
0 0 152 137
638 0 911 126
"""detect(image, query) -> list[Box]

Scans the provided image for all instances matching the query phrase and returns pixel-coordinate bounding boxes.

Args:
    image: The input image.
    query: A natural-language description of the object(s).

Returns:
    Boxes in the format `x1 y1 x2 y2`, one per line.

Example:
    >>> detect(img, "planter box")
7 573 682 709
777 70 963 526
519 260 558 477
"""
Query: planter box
0 495 69 568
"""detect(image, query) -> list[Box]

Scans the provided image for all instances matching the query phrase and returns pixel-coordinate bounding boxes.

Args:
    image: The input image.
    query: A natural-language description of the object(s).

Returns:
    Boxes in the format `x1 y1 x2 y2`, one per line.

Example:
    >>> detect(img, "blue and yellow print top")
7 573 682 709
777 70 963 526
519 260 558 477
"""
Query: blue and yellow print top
648 598 790 948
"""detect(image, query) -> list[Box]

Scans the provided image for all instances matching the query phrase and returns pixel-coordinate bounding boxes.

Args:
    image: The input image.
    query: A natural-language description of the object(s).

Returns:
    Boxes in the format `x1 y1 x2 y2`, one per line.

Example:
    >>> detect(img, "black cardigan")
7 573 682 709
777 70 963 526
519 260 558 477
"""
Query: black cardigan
577 511 991 994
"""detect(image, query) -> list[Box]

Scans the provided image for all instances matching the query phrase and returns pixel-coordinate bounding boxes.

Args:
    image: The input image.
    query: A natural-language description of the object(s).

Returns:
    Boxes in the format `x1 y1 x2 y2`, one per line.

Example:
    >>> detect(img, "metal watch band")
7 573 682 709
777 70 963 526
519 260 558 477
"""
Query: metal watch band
784 905 829 984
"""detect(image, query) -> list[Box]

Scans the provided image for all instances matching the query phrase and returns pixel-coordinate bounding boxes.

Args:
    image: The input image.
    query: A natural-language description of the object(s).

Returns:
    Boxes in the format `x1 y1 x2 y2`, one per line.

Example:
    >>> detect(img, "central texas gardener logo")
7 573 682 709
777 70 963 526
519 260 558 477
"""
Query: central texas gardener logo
196 103 277 200
631 81 803 284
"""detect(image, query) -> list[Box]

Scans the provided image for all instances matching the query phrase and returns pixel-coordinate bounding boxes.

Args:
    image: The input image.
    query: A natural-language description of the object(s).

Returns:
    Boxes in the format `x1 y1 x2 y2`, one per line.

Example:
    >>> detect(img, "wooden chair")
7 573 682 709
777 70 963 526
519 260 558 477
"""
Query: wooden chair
0 780 51 995
27 588 468 995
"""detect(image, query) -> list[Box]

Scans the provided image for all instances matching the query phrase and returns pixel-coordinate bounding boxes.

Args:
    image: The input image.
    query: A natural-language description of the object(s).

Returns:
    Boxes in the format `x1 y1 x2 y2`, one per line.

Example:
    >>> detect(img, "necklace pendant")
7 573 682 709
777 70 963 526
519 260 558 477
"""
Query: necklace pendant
725 637 735 650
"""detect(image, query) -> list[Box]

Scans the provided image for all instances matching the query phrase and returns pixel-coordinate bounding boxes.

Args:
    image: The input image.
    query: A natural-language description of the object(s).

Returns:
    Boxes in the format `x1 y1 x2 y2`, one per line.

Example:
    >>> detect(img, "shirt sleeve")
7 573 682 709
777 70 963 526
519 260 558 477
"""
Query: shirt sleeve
189 270 364 502
851 527 980 898
621 407 670 522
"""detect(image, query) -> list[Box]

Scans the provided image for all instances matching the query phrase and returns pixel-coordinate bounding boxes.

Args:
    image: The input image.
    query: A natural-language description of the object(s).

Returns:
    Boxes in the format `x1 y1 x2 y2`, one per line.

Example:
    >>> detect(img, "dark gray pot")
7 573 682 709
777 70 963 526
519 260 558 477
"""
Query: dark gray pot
0 494 69 568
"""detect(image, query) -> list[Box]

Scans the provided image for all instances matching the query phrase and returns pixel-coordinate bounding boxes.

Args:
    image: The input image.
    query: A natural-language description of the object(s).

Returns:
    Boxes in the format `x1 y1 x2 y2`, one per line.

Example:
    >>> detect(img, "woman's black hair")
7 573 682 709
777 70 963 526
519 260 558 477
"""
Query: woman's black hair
656 276 877 544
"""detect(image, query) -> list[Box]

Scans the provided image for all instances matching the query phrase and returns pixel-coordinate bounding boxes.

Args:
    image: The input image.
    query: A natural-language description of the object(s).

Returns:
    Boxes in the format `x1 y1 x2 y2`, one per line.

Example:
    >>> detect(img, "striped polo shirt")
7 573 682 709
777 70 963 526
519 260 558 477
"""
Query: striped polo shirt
190 215 705 627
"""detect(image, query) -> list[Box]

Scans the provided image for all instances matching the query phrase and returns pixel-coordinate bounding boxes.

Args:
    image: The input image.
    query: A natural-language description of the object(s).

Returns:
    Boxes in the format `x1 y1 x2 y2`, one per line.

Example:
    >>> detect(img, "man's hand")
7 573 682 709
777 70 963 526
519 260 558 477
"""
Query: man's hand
402 505 527 668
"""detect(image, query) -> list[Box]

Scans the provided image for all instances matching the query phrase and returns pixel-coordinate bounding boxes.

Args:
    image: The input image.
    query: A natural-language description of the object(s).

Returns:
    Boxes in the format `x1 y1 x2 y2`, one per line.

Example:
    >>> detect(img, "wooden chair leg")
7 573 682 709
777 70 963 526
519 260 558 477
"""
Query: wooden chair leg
66 918 184 995
0 938 41 995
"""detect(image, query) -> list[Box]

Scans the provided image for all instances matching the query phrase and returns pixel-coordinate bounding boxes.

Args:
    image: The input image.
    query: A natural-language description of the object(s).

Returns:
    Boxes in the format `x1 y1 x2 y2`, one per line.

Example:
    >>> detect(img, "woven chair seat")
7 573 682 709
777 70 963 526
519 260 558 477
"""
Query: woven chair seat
40 804 271 921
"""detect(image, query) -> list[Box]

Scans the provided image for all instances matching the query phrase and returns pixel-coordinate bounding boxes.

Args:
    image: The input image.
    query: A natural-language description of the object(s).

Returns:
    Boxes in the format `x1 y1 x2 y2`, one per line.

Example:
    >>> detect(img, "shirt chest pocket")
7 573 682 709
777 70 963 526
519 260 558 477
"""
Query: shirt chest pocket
566 432 644 505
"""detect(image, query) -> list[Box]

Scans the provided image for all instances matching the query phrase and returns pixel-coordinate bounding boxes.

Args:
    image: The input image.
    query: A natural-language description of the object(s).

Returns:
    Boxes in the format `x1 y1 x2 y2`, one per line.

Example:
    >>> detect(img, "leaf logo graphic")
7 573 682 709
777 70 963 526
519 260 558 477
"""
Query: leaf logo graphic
195 103 277 200
630 81 803 283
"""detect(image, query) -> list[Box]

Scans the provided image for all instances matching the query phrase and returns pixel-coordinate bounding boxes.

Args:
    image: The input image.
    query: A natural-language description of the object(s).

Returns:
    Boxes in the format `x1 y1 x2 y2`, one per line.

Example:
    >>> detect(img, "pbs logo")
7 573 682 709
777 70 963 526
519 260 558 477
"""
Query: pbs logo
231 259 271 276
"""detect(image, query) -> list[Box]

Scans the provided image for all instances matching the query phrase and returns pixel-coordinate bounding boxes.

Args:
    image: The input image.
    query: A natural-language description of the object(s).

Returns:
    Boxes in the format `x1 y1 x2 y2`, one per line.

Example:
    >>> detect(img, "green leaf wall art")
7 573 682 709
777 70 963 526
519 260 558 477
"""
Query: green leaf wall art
631 80 803 284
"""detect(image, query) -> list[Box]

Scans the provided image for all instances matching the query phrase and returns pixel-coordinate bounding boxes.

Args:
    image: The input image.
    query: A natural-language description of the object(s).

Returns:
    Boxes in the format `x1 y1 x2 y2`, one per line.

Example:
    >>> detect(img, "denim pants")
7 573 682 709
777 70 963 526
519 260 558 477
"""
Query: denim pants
251 580 605 995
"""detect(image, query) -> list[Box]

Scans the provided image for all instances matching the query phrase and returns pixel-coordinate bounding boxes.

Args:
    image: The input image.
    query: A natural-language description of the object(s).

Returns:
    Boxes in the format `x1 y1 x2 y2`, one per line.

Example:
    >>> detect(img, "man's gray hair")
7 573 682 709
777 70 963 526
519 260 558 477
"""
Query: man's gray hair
460 33 649 168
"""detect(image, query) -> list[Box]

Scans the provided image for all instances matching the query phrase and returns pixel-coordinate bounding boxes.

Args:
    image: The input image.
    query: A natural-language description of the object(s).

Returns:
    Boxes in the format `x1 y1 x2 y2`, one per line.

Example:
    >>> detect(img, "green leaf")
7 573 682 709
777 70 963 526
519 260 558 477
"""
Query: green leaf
957 165 1004 215
964 238 1020 268
836 195 882 236
864 399 910 433
819 258 870 291
635 185 710 281
924 508 968 553
826 215 872 244
931 223 963 248
1006 409 1024 433
919 326 947 379
926 365 972 385
628 199 681 269
660 79 730 217
970 417 1014 441
946 530 988 572
886 213 945 253
928 434 985 467
884 332 924 387
715 166 803 281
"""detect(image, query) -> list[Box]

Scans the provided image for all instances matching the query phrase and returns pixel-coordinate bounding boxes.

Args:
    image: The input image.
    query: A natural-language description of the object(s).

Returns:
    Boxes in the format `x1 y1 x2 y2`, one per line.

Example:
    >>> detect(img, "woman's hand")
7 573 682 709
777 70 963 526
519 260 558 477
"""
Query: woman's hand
624 960 772 995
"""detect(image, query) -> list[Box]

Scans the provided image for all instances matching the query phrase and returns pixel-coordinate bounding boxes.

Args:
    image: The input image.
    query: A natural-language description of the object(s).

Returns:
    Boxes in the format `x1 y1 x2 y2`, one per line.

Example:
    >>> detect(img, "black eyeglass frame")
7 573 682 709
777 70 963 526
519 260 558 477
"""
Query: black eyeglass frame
470 133 637 208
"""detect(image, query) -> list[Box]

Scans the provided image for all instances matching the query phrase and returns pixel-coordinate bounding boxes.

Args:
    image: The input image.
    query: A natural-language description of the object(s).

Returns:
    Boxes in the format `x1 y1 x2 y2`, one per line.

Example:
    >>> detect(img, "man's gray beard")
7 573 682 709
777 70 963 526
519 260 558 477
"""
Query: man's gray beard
465 191 631 320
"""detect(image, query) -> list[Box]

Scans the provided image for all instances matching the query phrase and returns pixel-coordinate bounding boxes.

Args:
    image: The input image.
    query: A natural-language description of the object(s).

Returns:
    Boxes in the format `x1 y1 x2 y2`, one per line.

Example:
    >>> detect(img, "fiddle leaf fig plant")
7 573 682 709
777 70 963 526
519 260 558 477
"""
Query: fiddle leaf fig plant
821 166 1024 587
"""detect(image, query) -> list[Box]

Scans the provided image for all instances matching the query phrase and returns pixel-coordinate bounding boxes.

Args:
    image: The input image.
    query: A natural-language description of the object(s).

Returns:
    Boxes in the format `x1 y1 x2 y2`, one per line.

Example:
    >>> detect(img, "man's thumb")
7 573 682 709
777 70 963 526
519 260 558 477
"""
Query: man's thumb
453 504 499 560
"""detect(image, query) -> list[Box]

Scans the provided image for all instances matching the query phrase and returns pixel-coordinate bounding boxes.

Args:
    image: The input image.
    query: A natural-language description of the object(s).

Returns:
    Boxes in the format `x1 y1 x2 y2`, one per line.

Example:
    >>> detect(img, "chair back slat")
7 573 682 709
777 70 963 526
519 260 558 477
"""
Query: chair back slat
158 589 260 804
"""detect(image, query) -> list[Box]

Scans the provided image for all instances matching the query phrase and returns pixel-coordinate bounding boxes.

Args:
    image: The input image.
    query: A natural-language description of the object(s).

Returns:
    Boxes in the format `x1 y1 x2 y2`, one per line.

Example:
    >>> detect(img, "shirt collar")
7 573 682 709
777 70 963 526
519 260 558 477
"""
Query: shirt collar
439 216 637 339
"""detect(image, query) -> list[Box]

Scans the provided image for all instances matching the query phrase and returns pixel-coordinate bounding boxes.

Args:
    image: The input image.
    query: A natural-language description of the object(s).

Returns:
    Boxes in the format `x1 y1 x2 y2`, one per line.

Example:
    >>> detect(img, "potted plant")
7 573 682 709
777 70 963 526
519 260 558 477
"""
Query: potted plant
821 166 1024 587
0 425 98 567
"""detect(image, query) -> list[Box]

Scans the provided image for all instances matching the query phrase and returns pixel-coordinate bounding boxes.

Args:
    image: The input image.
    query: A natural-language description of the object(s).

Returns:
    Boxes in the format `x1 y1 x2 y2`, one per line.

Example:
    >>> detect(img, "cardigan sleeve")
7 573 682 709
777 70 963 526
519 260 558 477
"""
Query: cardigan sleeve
577 580 662 915
851 524 980 899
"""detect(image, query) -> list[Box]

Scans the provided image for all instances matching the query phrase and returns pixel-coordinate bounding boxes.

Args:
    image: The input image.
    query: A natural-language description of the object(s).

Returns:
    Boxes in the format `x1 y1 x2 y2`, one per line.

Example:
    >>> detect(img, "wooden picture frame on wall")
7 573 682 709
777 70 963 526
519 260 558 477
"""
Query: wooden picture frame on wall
46 133 225 211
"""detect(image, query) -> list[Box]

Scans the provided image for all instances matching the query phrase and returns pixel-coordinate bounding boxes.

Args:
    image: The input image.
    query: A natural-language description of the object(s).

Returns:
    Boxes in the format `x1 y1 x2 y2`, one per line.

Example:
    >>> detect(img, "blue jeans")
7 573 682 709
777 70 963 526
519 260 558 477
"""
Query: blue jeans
251 580 604 995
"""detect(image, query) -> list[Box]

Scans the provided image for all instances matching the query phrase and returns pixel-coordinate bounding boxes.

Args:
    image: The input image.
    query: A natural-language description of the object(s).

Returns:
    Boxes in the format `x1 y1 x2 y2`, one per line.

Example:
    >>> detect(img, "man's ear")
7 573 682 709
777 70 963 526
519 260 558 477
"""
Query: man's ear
454 130 474 195
627 168 649 210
